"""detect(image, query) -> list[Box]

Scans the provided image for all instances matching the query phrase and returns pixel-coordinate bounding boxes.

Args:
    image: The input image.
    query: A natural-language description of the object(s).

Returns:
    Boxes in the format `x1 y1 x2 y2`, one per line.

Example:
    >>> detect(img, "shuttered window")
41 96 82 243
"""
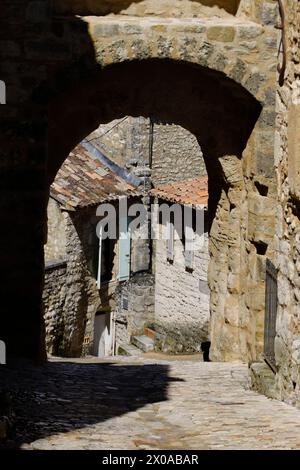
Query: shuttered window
184 221 194 270
166 221 174 262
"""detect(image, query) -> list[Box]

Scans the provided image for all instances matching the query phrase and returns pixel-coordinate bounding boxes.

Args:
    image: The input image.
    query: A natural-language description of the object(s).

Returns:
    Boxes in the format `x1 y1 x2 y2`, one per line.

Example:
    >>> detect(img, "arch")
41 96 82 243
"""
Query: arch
53 1 242 17
0 3 277 363
45 57 264 365
83 20 267 104
48 59 261 183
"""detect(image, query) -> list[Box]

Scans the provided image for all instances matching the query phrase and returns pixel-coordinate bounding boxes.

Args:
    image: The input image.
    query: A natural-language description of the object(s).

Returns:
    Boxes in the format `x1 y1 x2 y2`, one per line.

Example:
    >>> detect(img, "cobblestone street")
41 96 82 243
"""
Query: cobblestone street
1 356 300 450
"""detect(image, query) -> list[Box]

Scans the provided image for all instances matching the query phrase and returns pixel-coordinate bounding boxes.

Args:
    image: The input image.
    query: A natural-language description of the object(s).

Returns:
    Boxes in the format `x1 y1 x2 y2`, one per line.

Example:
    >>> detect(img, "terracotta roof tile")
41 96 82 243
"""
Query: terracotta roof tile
150 176 208 207
50 144 138 209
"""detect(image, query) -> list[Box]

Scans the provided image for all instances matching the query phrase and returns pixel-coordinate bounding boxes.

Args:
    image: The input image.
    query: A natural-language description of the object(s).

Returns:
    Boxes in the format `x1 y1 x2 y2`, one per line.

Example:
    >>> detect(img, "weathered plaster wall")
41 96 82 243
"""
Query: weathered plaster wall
153 217 210 353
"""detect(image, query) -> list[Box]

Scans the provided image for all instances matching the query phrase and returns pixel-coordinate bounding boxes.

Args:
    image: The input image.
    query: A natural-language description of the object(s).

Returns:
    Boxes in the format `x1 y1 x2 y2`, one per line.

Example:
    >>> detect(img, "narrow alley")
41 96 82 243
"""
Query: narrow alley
2 356 300 450
2 0 300 453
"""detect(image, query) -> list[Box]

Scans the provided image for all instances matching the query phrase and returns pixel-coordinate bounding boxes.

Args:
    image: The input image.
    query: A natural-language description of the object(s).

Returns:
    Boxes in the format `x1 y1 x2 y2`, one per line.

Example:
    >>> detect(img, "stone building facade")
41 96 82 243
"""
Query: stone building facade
1 0 294 442
251 0 300 409
43 143 153 357
45 123 211 357
0 0 282 369
89 117 207 187
151 177 210 353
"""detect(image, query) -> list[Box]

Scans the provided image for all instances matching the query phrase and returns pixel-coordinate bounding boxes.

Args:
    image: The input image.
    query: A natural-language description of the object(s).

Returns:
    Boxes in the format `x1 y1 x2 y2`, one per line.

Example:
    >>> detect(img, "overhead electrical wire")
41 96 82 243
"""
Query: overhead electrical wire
85 116 129 143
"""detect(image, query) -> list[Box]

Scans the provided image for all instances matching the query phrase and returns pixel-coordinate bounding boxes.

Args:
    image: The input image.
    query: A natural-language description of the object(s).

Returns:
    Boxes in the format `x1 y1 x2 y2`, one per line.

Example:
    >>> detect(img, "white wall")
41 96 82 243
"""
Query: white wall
153 218 210 352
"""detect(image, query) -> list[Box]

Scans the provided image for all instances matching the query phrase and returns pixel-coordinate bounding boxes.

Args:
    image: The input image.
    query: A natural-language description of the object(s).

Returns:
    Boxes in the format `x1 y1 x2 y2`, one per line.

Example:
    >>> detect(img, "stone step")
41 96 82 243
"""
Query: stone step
132 335 154 353
117 343 142 357
250 362 277 399
144 327 157 341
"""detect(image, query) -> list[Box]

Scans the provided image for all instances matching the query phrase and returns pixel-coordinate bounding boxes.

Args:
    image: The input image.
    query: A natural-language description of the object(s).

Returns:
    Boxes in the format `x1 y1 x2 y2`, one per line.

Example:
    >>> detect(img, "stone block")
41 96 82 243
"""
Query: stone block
250 362 278 399
292 339 300 363
197 41 214 67
207 26 235 43
275 336 289 368
288 104 300 200
132 335 154 352
244 72 265 96
228 58 247 83
93 23 120 38
219 155 243 186
248 193 275 245
224 295 240 327
261 2 278 25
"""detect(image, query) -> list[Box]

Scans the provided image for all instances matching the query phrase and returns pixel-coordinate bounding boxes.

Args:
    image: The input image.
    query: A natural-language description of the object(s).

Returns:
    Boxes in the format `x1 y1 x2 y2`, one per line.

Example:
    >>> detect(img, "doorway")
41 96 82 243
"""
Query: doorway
93 311 113 357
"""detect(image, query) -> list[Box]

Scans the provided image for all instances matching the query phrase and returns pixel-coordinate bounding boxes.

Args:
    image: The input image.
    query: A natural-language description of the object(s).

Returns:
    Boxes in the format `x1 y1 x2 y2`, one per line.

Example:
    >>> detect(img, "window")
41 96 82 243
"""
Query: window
96 225 116 289
185 239 194 270
184 206 195 271
166 220 174 262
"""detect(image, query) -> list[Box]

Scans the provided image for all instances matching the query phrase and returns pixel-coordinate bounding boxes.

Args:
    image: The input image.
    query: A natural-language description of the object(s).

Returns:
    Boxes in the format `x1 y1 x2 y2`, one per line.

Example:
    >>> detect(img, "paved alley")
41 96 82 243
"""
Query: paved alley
2 356 300 450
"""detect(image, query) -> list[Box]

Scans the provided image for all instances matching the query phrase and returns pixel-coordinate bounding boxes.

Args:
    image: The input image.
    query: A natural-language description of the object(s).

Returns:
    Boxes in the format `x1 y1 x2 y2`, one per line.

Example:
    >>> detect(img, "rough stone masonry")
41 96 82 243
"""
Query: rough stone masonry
0 0 279 367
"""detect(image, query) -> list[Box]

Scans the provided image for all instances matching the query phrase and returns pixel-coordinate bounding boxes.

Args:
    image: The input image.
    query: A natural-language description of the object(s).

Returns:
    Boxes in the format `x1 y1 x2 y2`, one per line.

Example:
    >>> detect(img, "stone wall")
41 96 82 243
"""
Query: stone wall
90 118 207 186
113 273 155 351
44 200 103 357
43 203 99 357
46 6 278 364
153 214 210 353
45 198 66 262
43 260 67 355
269 0 300 408
151 122 206 186
0 0 279 365
43 196 154 356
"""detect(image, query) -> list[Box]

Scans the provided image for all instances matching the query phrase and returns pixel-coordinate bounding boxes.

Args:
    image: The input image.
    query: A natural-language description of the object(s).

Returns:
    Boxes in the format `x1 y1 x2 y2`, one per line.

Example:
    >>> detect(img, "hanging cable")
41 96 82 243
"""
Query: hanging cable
85 116 129 143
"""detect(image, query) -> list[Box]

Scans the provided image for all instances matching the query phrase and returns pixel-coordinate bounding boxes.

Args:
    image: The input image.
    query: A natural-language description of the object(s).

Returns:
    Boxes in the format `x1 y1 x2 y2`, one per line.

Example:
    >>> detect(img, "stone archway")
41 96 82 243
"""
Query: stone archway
1 2 278 362
46 55 267 363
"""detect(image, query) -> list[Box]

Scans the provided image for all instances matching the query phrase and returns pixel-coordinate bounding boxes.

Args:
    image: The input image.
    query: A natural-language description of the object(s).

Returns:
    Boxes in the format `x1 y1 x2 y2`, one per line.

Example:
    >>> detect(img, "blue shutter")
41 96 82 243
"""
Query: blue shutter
119 216 131 281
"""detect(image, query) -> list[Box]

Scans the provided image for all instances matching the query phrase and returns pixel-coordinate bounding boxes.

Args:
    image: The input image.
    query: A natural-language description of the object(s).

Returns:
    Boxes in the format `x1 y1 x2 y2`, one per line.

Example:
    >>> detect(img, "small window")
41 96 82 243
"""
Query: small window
166 220 174 262
101 238 115 284
184 207 195 271
185 241 194 270
96 225 116 289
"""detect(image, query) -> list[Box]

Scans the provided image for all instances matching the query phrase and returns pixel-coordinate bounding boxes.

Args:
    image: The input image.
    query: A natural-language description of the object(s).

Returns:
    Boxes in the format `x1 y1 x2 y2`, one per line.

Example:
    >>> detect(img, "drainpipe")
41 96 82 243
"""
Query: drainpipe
149 116 154 169
277 0 286 87
112 310 116 356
